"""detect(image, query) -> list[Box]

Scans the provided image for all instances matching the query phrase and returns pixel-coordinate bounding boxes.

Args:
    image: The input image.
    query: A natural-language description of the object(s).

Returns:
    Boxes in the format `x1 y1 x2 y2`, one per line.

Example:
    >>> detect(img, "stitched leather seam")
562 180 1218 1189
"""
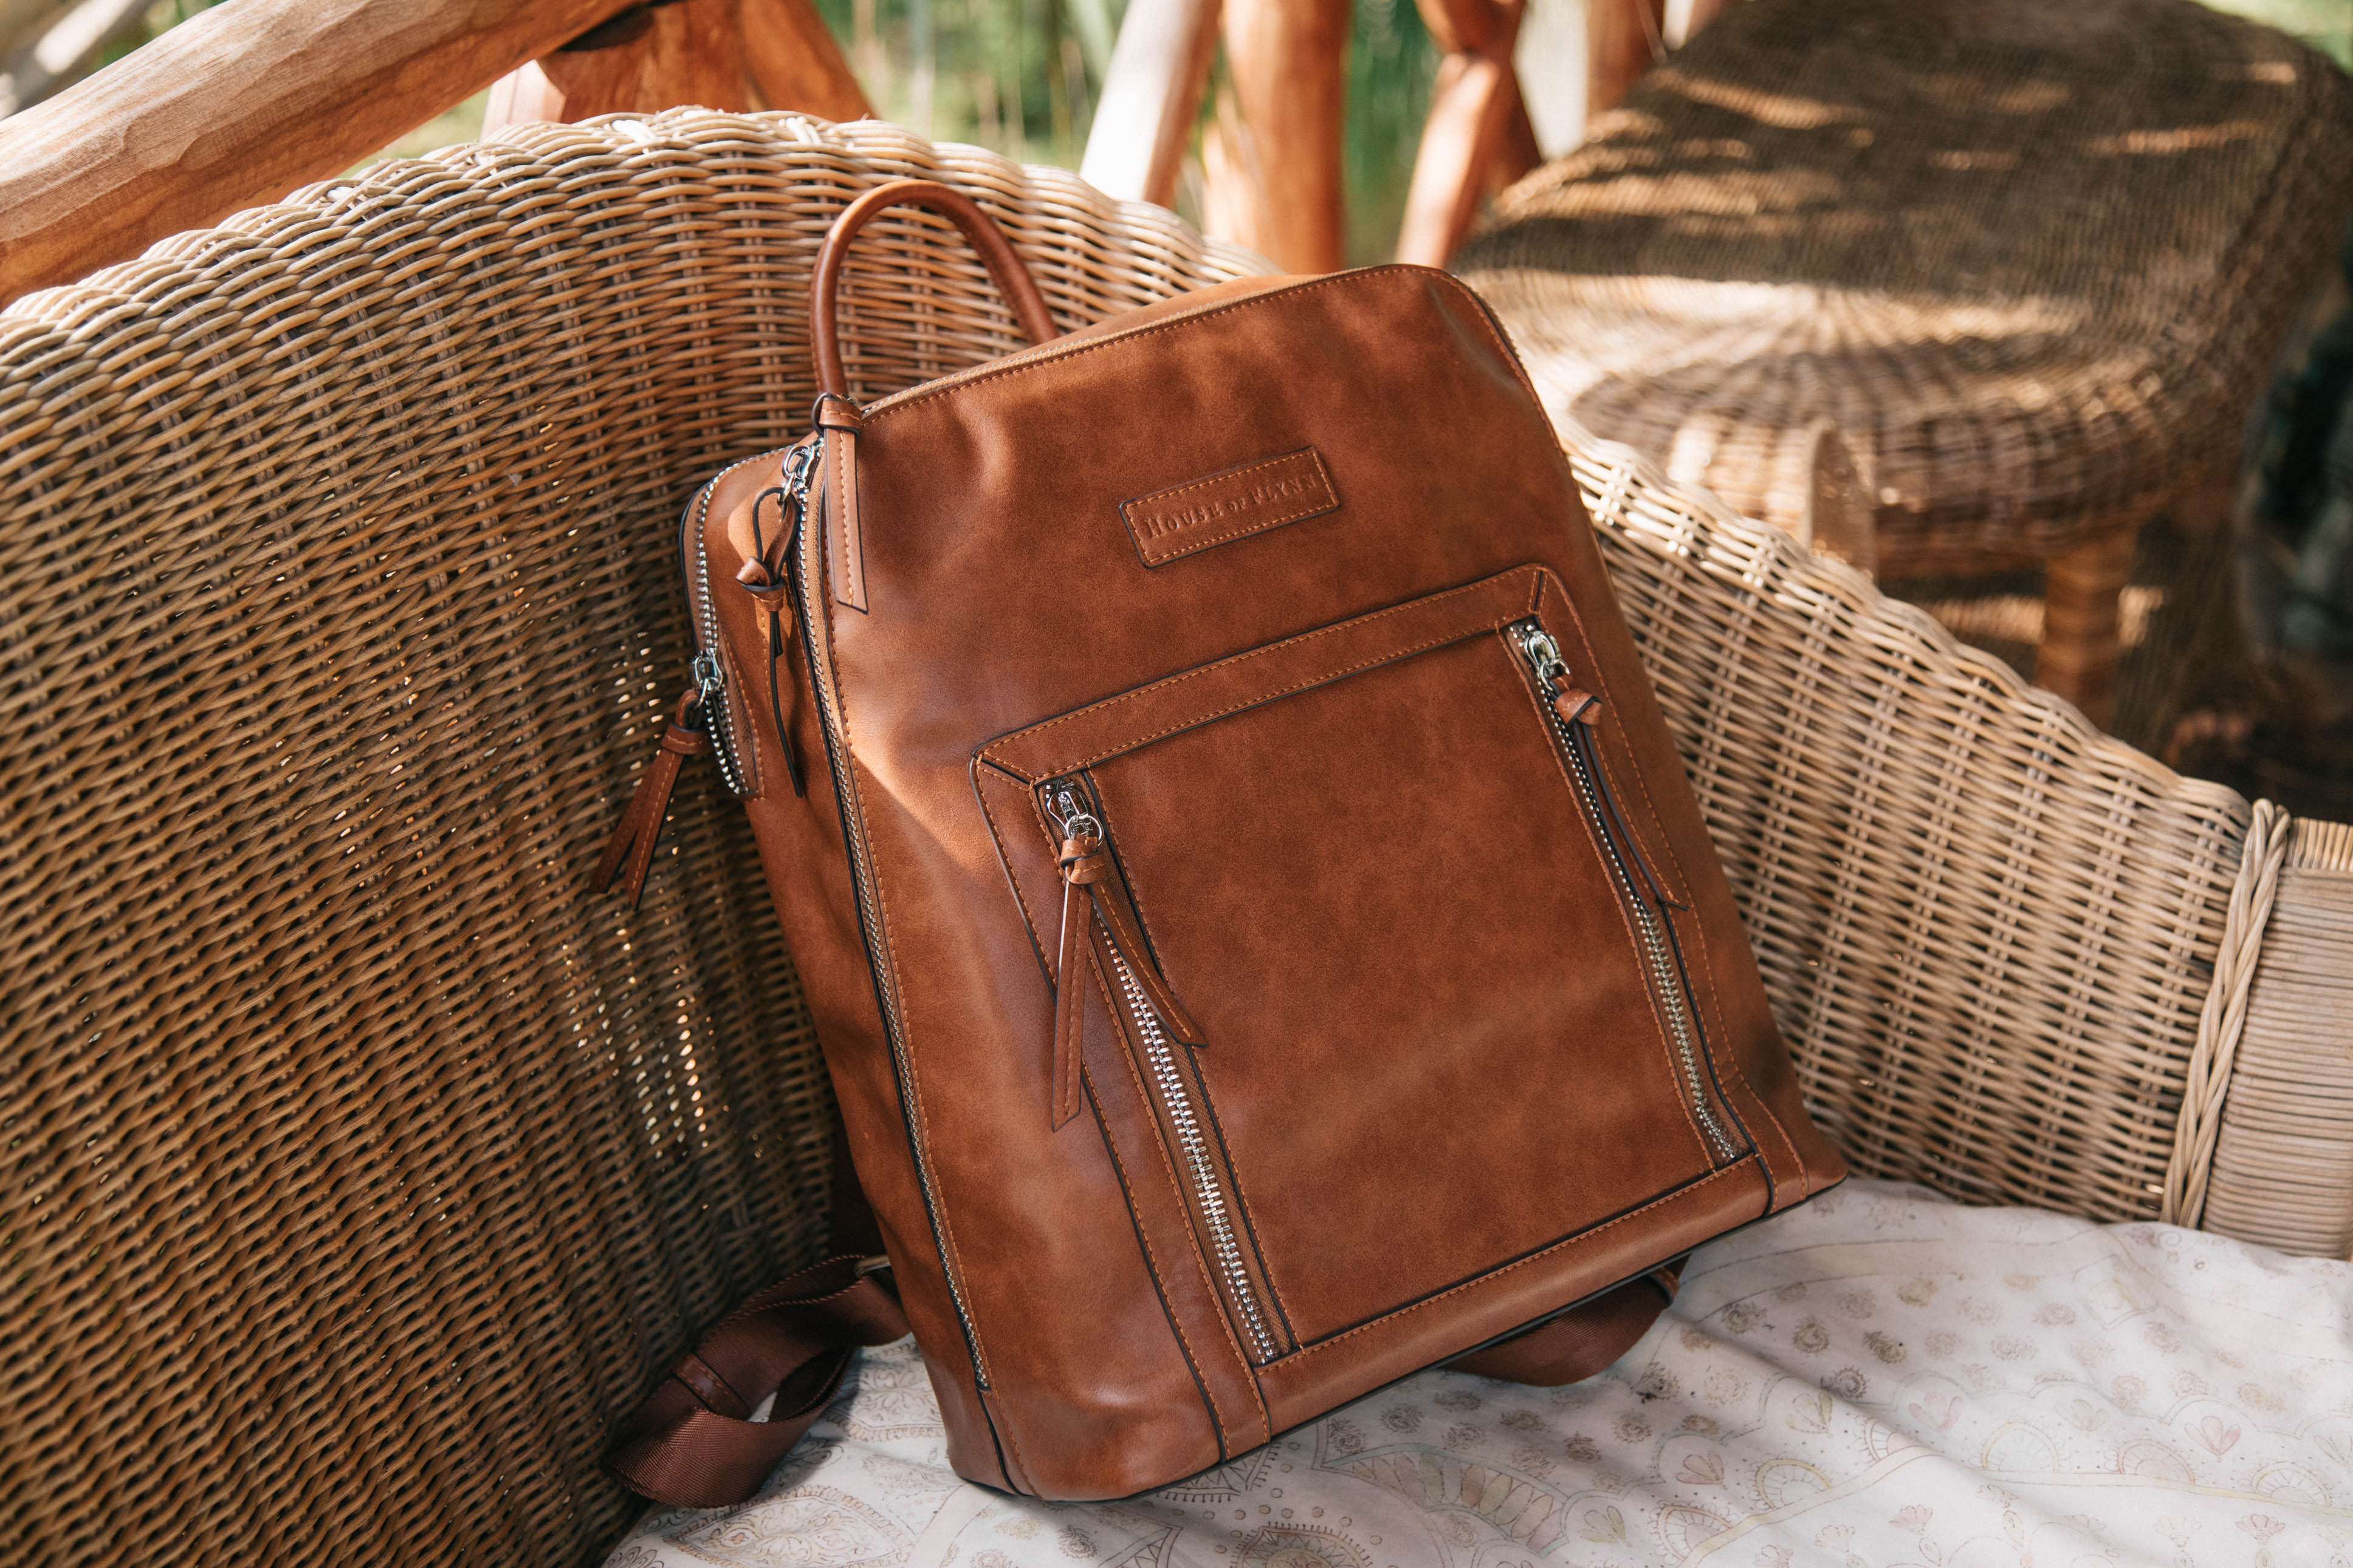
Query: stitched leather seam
1132 498 1335 557
1279 1165 1748 1368
969 762 1054 985
1123 451 1339 561
863 268 1468 426
1117 857 1301 1346
1099 954 1274 1443
812 563 994 1388
1593 733 1782 1174
1125 449 1327 510
1537 573 1802 1197
1503 634 1714 1166
982 569 1539 780
1550 565 1797 1191
1533 577 1741 1167
1081 1063 1233 1462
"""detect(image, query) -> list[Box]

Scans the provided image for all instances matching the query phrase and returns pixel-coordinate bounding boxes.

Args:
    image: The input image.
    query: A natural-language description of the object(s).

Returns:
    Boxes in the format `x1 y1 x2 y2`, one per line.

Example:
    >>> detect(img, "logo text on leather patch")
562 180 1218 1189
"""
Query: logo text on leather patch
1120 448 1339 567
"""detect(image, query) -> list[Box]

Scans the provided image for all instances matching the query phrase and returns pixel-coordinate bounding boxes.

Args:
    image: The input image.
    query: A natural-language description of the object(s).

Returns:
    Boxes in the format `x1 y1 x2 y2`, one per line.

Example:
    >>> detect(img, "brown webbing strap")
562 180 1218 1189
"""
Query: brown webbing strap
608 1250 1685 1507
1442 1262 1685 1386
605 1255 909 1508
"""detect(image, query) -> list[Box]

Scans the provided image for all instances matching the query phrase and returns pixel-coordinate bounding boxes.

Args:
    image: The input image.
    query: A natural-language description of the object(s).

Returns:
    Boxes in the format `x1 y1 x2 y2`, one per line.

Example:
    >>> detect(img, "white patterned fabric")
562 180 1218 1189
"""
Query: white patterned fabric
605 1179 2353 1568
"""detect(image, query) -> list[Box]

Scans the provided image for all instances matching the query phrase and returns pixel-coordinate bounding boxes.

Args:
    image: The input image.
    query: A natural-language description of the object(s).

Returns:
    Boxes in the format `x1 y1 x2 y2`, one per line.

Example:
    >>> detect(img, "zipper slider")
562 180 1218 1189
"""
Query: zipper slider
1516 620 1601 726
1049 786 1107 1131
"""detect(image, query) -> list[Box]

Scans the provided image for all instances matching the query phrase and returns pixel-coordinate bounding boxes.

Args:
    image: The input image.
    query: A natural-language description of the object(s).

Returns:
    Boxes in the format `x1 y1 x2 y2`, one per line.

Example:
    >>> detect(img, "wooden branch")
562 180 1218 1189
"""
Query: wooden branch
486 0 757 133
1078 0 1220 207
0 0 642 307
484 0 872 130
1587 0 1666 126
739 0 870 120
1206 0 1347 273
1396 0 1524 268
1395 49 1513 267
1493 70 1541 193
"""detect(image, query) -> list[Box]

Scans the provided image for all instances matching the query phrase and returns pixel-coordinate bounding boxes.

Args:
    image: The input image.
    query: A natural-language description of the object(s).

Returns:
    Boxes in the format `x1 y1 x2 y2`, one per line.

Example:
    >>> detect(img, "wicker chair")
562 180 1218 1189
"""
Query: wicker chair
1 113 2346 1566
1454 0 2353 731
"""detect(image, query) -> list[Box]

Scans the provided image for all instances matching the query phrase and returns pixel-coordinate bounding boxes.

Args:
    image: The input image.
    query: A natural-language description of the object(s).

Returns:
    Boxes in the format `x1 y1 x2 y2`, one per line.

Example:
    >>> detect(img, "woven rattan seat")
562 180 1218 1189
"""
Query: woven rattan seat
1455 0 2353 724
1 112 2346 1564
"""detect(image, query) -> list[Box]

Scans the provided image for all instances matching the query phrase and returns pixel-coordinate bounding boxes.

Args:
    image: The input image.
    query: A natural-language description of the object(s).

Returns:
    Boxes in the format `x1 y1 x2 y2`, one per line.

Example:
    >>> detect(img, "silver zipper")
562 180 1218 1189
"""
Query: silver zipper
1050 786 1279 1364
781 437 992 1385
1515 622 1737 1163
687 440 824 798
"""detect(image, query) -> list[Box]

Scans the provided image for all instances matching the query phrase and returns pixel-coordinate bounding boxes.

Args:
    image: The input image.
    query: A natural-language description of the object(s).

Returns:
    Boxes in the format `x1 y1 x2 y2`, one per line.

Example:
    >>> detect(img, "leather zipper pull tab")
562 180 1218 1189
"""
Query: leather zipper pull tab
1053 830 1109 1129
766 608 806 796
814 395 866 613
1551 688 1601 726
595 691 708 910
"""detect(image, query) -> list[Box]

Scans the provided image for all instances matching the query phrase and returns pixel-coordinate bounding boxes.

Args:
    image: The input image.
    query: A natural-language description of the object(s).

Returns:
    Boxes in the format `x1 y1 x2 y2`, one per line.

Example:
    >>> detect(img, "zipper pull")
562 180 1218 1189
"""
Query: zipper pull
764 607 806 796
1517 621 1602 725
595 690 708 910
1051 797 1108 1131
1048 784 1205 1047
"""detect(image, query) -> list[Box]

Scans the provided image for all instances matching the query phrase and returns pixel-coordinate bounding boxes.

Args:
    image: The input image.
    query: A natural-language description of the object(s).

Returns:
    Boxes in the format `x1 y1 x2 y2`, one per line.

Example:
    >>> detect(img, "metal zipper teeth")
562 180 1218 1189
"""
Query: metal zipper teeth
685 474 750 796
1107 948 1279 1364
788 470 992 1385
1520 628 1738 1162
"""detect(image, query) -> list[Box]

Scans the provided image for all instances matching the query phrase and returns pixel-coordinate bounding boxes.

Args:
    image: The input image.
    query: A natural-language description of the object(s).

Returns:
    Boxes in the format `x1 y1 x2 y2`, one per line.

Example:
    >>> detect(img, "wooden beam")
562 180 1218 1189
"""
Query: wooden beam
1204 0 1348 274
1078 0 1220 207
1396 0 1524 268
487 0 751 132
739 0 870 120
483 0 870 131
1395 48 1514 267
0 0 644 307
1587 0 1665 126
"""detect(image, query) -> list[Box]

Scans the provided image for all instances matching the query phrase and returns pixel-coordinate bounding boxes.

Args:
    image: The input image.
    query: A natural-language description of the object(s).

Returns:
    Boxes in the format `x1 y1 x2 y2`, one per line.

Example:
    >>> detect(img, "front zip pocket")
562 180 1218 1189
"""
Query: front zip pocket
1512 620 1737 1163
975 565 1751 1352
1043 778 1292 1366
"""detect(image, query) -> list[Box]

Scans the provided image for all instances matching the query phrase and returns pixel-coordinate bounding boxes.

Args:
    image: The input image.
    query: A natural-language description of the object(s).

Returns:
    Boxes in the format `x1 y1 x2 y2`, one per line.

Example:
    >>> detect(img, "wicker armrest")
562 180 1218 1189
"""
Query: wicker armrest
1554 415 2346 1248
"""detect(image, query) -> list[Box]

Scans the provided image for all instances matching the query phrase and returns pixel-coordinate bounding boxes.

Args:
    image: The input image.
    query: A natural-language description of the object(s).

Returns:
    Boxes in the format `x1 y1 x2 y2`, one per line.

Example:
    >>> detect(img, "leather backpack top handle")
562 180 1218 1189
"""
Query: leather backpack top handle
597 179 1848 1505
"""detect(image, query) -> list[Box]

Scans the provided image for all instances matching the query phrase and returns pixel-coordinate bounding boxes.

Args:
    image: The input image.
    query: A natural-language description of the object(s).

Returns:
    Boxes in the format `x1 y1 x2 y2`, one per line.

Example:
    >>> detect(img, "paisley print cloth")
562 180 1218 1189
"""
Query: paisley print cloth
605 1179 2353 1567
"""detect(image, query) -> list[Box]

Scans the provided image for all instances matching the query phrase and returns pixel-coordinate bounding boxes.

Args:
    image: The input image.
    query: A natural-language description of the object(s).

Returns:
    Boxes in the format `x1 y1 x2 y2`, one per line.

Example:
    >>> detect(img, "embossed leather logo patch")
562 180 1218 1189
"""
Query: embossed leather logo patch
1119 448 1339 567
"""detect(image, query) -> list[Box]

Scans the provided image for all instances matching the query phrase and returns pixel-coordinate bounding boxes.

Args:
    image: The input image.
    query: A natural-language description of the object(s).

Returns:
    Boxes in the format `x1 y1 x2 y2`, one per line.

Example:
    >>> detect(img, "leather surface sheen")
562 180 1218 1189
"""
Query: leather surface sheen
699 262 1847 1501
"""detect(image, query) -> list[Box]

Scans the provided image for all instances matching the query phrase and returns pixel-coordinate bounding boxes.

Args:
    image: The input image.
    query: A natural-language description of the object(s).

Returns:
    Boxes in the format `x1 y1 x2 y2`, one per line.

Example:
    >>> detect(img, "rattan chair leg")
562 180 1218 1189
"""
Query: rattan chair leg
2039 527 2138 727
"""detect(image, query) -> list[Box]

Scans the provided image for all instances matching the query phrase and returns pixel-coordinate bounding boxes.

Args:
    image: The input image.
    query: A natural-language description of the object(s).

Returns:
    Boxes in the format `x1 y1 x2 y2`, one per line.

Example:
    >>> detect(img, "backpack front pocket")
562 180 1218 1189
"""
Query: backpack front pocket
976 566 1754 1354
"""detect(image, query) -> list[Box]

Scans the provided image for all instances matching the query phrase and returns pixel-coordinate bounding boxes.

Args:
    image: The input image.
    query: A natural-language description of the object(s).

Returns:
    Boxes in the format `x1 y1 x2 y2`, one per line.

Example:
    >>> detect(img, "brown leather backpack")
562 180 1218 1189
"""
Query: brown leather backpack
597 181 1846 1507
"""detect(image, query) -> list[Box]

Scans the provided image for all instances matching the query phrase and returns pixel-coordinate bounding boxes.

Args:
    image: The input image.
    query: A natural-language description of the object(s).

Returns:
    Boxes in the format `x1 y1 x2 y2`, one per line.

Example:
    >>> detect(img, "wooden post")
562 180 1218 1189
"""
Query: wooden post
1587 0 1665 126
1204 0 1349 274
1395 0 1528 268
2039 528 2140 730
0 0 648 307
484 0 869 134
1078 0 1221 208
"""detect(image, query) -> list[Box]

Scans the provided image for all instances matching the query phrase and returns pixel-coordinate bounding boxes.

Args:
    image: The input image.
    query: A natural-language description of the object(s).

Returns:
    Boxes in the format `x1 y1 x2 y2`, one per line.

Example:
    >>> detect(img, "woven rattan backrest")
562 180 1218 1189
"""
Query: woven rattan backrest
1561 416 2253 1225
0 113 1252 1568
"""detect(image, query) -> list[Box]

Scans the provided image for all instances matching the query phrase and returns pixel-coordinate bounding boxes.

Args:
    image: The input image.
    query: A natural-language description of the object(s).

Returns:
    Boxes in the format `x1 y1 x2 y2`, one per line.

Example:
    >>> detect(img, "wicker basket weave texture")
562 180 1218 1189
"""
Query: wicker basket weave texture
0 114 1254 1568
1455 0 2353 575
1562 417 2250 1226
0 109 2285 1566
2200 821 2353 1255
